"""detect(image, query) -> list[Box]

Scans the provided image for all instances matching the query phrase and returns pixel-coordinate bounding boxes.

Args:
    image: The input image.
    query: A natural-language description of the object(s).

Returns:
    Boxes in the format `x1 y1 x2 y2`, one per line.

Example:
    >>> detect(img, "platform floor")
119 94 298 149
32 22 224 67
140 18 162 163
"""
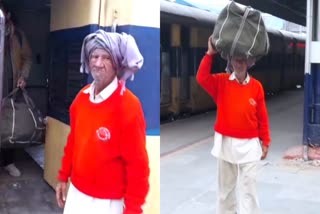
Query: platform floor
161 88 320 214
0 146 62 214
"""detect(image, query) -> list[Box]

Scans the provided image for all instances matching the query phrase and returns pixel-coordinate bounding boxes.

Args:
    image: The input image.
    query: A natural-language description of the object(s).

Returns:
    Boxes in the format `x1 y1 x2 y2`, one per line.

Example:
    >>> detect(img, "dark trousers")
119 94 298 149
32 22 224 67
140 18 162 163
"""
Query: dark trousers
0 149 15 166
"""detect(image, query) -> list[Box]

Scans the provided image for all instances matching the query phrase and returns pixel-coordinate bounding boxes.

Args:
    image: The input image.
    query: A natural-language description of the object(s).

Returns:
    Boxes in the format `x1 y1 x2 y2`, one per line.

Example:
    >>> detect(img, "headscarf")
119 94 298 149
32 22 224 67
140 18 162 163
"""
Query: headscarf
80 29 144 94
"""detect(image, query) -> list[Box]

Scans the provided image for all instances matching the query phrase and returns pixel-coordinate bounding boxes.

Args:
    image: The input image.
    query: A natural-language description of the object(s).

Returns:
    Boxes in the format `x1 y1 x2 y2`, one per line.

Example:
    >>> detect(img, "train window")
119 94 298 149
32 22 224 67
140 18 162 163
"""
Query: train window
160 23 170 50
180 49 190 101
180 26 190 101
181 26 189 49
160 50 171 105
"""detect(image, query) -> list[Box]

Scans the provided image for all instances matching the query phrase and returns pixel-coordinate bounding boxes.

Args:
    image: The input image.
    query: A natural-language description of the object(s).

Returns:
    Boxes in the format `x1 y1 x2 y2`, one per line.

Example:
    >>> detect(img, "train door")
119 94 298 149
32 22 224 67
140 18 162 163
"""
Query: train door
0 1 50 169
160 22 172 118
1 1 50 116
168 23 184 117
180 26 190 112
188 26 216 113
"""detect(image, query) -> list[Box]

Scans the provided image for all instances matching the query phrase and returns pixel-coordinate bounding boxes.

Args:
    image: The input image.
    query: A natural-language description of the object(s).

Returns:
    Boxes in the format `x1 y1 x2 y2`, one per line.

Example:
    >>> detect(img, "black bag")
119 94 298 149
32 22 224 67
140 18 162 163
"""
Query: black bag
212 1 269 60
0 88 46 149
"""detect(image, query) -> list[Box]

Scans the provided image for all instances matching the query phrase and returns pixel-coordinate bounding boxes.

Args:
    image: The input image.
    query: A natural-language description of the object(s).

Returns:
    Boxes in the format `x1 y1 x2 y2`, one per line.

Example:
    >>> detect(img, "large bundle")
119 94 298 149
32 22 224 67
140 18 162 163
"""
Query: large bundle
0 88 46 149
212 1 269 60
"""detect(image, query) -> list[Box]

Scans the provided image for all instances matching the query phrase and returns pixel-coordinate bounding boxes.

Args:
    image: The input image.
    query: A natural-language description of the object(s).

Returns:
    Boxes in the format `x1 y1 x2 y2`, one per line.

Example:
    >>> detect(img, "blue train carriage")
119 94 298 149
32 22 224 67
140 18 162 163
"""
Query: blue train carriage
43 1 160 214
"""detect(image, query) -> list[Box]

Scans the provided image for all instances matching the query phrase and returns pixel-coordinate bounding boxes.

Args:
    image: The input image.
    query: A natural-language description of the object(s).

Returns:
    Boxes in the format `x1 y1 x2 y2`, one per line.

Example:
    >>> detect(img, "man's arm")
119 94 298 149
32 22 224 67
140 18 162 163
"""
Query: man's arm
120 101 150 214
55 103 76 208
196 36 221 100
19 30 32 80
256 83 271 159
57 104 76 182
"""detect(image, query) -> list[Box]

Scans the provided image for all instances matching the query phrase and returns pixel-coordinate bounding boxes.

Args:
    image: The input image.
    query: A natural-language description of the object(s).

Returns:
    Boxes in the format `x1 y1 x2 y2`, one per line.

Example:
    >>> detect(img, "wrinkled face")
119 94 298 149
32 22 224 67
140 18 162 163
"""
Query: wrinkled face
89 48 116 85
230 57 248 75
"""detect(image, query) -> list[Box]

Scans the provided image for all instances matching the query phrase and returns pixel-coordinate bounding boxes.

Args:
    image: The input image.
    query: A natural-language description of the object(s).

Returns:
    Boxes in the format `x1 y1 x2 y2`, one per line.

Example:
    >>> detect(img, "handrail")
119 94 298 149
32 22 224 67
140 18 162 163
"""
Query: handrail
0 9 5 148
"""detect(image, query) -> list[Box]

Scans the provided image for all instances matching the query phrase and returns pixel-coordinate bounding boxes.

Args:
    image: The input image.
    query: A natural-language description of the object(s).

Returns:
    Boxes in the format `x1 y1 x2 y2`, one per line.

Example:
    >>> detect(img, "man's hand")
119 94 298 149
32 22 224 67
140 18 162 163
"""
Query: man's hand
207 36 217 55
17 77 26 88
261 145 269 160
56 181 67 208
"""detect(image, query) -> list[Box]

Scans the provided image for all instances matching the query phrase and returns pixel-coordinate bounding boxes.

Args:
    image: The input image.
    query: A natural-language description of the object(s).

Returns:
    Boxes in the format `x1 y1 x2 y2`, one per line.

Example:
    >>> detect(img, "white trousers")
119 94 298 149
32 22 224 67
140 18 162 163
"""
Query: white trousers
63 183 124 214
216 159 260 214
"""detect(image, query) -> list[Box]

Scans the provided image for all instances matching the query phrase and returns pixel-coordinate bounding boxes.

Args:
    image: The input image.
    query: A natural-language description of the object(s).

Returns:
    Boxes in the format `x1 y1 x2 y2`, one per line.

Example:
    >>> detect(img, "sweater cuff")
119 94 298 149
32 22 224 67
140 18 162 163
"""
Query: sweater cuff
205 52 214 58
262 141 270 147
57 173 68 182
123 210 141 214
123 206 143 214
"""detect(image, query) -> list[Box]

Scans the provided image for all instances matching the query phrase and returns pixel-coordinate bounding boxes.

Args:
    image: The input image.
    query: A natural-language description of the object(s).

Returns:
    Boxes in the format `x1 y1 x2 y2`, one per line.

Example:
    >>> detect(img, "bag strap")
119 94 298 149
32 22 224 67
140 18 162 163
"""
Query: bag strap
4 88 19 99
20 88 36 109
247 13 262 56
215 2 233 51
1 88 19 107
2 87 36 109
230 6 251 57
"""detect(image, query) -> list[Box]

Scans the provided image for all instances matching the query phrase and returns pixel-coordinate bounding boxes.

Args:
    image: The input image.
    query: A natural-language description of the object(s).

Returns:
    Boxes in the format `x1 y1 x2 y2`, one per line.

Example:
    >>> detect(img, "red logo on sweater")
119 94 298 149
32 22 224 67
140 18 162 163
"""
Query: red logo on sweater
96 127 111 142
249 98 257 106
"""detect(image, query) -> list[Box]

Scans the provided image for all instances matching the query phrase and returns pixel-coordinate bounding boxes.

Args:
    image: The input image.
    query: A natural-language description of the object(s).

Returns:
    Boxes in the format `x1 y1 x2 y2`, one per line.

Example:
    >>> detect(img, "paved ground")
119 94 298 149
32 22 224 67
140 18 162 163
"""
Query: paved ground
0 146 63 214
161 88 320 214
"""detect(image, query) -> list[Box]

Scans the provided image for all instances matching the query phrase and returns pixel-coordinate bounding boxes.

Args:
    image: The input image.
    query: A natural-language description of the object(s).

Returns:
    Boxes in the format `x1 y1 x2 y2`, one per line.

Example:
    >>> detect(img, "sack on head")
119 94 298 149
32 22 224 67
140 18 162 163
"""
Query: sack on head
212 1 269 61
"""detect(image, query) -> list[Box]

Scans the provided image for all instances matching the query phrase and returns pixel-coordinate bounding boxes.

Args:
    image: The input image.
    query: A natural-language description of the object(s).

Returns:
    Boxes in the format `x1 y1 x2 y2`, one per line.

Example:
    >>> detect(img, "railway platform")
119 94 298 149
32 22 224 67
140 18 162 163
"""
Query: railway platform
161 88 320 214
0 146 62 214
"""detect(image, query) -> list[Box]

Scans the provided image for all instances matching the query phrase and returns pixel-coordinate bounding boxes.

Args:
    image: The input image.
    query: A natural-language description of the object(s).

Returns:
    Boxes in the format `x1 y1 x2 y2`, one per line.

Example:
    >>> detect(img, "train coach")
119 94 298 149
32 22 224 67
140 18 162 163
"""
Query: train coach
1 0 159 213
160 0 305 120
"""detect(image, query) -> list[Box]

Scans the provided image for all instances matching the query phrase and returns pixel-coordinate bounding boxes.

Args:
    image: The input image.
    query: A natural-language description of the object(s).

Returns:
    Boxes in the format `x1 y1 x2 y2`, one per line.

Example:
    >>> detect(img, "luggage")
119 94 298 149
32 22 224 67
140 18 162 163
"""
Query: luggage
212 1 269 60
0 88 46 149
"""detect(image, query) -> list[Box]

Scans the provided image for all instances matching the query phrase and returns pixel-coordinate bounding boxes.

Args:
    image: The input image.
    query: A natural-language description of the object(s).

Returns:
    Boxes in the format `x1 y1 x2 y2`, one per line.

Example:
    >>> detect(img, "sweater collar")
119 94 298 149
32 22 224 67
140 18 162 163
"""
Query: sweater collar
83 77 118 103
229 72 250 85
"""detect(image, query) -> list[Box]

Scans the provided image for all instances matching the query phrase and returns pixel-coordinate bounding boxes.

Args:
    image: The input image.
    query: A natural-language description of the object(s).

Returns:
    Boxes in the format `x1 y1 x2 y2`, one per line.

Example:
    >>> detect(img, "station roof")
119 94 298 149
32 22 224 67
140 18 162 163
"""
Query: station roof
171 0 306 26
161 0 217 27
235 0 306 26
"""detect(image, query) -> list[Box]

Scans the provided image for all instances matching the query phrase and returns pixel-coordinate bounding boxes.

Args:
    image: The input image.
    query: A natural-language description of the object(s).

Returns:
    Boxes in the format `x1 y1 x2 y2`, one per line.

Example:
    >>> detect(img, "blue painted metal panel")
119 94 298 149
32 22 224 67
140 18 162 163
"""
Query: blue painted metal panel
303 64 320 146
116 25 160 135
303 73 312 145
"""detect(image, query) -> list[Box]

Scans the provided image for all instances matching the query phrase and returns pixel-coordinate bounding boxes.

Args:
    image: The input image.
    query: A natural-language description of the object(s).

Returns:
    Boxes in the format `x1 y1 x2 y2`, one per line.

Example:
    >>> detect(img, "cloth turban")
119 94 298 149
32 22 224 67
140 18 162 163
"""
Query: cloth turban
80 29 144 93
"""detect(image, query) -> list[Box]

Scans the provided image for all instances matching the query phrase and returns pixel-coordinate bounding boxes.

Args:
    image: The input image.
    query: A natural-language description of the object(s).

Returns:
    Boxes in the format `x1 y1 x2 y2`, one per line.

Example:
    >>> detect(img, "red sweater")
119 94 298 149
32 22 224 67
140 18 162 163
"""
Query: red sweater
196 54 271 146
58 84 150 214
